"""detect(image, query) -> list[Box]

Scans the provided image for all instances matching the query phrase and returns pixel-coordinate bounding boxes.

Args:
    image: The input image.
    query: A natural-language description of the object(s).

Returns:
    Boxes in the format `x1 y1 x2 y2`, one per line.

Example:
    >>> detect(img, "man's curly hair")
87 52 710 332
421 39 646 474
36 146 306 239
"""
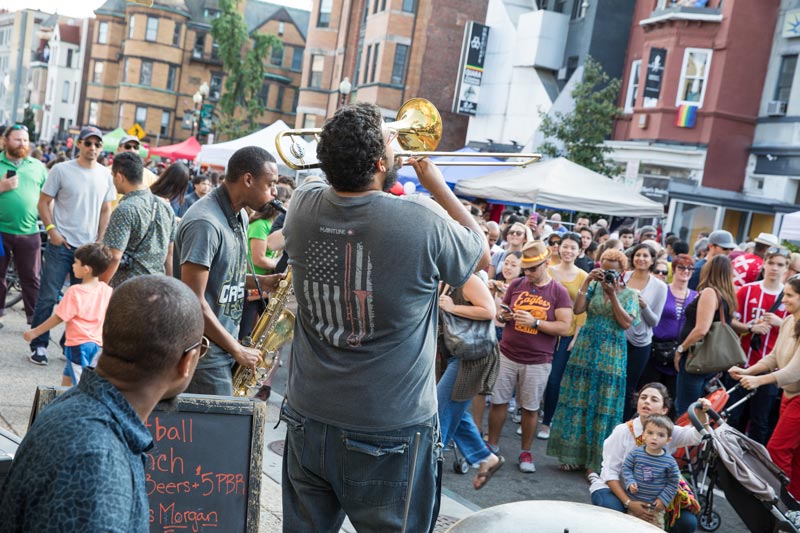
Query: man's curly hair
316 103 385 192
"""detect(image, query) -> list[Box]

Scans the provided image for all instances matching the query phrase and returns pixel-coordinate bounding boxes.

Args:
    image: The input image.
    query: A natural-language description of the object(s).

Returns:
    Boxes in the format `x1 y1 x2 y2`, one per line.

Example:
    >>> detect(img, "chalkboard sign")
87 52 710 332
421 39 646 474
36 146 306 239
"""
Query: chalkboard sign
30 388 266 533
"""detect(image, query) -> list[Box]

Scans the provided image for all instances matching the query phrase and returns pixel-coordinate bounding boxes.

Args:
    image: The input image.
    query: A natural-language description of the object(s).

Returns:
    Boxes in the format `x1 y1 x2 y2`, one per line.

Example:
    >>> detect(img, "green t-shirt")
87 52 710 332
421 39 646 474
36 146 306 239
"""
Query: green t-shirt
246 218 278 275
0 152 48 235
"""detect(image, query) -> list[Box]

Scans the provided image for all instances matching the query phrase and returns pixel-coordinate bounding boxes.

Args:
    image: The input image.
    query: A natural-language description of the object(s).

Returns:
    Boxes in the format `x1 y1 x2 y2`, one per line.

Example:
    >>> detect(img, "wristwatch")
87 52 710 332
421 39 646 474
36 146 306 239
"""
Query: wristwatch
677 345 685 354
534 318 540 329
623 498 631 509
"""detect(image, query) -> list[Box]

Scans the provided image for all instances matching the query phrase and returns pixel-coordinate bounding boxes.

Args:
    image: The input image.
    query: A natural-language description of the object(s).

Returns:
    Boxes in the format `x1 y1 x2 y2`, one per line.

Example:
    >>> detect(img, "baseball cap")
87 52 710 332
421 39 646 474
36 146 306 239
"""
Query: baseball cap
708 230 736 250
119 134 140 147
78 126 103 141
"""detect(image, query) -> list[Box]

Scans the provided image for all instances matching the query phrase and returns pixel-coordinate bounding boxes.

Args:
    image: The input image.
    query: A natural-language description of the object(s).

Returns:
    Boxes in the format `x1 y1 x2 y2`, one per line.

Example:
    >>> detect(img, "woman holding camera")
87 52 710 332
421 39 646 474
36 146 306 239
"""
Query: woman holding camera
547 249 639 473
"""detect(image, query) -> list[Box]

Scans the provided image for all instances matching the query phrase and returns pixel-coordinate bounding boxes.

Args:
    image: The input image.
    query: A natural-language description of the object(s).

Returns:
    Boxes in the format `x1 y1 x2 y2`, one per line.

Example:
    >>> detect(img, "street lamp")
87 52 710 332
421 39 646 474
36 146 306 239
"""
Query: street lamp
338 77 352 108
192 82 210 140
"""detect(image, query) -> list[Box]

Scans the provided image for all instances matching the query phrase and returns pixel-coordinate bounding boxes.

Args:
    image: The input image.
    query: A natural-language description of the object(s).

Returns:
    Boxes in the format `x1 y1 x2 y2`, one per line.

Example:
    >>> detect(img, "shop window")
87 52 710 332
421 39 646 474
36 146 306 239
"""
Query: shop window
676 48 712 108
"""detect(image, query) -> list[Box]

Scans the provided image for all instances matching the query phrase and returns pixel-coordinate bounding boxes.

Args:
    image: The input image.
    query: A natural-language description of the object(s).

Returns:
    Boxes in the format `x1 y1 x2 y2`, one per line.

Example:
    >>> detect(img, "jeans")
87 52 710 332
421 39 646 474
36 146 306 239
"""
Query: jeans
438 358 491 465
281 402 440 533
29 243 77 350
674 357 715 417
591 487 698 533
185 363 234 396
625 342 652 420
0 232 41 321
724 375 778 445
542 335 572 426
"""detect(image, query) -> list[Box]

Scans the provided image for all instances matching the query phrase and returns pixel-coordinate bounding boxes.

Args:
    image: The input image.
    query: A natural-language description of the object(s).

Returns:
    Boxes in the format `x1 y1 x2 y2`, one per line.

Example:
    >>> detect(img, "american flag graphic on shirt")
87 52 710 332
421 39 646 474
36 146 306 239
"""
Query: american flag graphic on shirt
303 238 374 348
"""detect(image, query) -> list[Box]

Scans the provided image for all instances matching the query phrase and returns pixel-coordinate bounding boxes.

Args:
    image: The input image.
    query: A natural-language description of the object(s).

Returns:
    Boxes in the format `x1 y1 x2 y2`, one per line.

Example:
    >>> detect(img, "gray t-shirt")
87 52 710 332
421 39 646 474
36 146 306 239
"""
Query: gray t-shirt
43 160 115 246
623 271 668 347
175 189 248 369
284 183 484 431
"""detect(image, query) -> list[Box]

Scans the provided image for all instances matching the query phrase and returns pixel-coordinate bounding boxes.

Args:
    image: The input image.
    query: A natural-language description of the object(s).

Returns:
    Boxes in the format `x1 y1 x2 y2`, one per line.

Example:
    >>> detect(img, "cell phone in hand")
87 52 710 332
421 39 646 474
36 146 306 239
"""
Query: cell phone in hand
500 304 512 313
6 170 16 179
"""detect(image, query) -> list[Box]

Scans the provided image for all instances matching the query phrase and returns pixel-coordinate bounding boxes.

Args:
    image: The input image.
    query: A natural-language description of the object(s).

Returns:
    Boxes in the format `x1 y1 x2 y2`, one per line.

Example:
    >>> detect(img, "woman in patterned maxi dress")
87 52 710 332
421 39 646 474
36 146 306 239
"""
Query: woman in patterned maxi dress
547 249 640 474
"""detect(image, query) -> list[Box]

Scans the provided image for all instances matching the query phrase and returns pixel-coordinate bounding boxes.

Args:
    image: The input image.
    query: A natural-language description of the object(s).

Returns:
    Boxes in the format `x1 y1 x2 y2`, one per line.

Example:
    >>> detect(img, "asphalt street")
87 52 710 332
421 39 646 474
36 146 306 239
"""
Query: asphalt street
0 295 750 532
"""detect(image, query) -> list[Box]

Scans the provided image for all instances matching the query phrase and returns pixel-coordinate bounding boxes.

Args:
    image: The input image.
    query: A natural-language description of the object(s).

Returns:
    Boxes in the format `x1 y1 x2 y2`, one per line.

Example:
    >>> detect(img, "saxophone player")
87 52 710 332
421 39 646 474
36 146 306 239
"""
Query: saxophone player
175 146 283 396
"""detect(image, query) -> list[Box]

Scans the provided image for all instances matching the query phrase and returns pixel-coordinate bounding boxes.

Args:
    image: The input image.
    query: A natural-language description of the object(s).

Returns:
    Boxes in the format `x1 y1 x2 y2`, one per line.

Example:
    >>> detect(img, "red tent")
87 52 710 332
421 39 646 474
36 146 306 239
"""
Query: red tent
148 137 201 160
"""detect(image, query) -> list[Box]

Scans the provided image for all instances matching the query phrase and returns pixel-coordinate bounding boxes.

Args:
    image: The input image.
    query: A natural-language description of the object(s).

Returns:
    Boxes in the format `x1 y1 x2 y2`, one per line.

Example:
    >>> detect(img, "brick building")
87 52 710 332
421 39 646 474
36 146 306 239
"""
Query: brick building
607 0 796 242
297 0 489 151
85 0 308 146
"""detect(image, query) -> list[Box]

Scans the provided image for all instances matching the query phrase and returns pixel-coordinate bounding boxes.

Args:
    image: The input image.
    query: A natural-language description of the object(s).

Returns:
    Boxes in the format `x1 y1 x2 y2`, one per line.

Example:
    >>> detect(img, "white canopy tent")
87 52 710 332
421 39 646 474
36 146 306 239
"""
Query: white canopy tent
454 157 664 217
779 211 800 241
196 120 305 172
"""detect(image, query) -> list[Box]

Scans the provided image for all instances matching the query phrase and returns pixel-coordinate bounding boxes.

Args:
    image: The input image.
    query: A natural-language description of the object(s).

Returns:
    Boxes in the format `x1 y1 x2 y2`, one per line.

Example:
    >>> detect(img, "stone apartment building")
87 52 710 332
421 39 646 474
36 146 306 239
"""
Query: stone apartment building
297 0 490 151
85 0 308 146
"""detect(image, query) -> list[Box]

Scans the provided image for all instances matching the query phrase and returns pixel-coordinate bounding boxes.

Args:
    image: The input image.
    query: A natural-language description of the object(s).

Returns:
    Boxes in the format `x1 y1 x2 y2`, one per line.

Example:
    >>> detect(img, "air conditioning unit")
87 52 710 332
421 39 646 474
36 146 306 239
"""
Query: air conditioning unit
557 67 567 81
767 100 787 117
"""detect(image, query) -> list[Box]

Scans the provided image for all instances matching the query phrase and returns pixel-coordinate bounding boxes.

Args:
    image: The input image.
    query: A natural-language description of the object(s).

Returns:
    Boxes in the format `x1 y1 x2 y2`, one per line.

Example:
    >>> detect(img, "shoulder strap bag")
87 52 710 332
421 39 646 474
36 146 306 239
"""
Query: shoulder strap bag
684 291 746 374
439 283 497 361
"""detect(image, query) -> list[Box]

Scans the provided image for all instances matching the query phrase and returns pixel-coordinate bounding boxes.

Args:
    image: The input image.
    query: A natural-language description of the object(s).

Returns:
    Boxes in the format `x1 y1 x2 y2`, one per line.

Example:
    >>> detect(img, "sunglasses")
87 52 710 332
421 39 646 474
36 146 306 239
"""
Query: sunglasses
123 143 140 150
183 336 210 359
83 140 103 148
548 239 562 246
8 124 28 132
675 265 694 272
508 230 525 236
654 269 668 276
523 261 547 273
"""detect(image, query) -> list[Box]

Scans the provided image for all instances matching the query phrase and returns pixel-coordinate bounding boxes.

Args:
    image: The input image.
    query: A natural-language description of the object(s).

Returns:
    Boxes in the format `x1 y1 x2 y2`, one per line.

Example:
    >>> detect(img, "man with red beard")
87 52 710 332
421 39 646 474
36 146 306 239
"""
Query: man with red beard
0 125 48 327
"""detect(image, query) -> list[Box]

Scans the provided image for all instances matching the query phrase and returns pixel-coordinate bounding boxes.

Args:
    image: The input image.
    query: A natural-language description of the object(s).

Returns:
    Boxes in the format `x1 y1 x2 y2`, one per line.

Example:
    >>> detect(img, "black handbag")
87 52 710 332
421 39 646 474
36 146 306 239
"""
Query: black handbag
650 340 678 368
439 284 497 361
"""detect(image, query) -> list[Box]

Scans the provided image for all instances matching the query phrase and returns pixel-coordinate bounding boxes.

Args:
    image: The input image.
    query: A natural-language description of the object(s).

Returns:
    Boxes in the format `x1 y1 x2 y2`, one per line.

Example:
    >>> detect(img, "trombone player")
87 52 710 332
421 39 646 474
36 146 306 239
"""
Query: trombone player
281 102 490 531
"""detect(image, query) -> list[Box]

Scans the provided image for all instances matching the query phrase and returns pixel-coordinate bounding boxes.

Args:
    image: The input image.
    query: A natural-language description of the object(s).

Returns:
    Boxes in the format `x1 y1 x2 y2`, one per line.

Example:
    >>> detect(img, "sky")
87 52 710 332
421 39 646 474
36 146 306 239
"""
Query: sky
4 0 312 19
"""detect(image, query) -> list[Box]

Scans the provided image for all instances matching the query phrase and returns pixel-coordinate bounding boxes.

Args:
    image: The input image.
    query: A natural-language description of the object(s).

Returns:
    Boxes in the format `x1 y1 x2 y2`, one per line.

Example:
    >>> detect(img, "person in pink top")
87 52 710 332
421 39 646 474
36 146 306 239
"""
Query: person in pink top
23 243 113 386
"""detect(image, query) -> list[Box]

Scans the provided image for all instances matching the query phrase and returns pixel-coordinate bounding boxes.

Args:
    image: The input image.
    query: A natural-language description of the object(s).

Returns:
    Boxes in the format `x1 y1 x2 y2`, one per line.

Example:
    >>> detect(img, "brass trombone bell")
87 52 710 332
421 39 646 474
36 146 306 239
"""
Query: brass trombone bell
274 98 541 170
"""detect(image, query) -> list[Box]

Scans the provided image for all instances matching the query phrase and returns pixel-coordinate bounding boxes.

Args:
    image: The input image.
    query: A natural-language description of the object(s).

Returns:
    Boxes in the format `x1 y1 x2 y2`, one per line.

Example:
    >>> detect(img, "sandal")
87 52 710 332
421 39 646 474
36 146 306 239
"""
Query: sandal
558 463 581 472
474 455 505 490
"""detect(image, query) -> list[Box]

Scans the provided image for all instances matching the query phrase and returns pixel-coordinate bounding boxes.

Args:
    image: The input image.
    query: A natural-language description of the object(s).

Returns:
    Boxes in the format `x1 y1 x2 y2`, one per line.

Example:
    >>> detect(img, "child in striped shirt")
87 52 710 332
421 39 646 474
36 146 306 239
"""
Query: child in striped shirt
622 414 680 528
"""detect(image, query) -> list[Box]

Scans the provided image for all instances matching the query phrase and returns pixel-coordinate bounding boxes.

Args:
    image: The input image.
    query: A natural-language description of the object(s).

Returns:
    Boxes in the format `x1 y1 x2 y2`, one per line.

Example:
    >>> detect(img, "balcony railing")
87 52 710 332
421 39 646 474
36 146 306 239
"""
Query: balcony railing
642 2 723 26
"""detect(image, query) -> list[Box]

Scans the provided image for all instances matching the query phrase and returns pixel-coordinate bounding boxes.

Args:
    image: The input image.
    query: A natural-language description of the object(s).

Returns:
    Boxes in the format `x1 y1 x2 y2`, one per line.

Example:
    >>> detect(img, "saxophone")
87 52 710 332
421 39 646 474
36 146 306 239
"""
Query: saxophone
232 267 295 397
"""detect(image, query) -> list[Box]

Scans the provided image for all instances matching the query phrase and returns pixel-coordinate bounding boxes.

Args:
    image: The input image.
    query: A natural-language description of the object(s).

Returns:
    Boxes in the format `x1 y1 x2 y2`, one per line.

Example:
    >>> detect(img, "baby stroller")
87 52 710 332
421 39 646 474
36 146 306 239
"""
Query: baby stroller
687 401 800 533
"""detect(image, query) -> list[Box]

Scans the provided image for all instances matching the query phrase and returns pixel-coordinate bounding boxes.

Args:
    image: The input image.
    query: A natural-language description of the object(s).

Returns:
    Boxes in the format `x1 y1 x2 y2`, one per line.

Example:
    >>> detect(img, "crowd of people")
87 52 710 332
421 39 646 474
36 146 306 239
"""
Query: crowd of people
1 111 800 533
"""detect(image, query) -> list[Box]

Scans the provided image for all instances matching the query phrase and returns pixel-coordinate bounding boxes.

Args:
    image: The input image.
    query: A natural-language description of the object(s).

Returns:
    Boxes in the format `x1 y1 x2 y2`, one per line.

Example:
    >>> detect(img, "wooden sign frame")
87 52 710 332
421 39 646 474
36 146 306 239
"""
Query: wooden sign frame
30 387 266 533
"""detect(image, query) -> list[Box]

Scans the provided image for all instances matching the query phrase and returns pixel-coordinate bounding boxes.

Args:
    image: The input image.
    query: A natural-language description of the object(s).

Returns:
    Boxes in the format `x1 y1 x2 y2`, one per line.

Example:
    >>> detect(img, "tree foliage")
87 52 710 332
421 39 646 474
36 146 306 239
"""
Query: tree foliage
537 56 622 177
22 107 36 142
211 0 282 139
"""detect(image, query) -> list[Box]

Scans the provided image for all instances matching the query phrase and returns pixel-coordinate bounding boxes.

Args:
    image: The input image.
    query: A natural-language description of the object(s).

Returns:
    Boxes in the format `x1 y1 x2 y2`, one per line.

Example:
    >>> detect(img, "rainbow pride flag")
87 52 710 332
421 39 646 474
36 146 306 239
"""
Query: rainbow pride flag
675 104 698 128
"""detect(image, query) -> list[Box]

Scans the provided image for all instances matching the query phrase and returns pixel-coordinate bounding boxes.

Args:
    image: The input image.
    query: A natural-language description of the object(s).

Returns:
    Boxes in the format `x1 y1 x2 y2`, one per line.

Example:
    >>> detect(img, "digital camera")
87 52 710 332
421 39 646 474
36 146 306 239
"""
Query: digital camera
603 269 619 284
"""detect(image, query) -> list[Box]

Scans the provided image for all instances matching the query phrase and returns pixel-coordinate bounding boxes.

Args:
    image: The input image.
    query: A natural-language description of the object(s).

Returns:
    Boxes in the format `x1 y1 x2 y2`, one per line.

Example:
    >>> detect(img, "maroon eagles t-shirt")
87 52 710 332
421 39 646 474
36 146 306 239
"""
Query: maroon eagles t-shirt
500 277 571 365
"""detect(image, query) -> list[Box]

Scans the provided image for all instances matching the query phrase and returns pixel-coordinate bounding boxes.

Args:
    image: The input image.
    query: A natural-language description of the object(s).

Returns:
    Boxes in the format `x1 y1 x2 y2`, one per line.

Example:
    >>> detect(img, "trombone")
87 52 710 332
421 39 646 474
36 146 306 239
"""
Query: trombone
275 98 541 170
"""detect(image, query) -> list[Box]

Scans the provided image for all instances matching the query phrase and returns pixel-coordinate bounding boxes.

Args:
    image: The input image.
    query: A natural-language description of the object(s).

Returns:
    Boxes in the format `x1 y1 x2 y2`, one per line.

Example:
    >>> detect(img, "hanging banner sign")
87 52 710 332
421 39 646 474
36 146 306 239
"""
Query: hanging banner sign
452 21 490 116
643 47 667 108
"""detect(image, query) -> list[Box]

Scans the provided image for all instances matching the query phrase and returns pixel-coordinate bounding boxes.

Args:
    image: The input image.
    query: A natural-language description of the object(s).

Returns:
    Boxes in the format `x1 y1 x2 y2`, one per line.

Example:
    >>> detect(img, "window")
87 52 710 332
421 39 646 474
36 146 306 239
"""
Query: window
381 0 387 10
676 48 712 107
72 83 77 104
370 44 379 83
303 114 316 129
318 0 332 28
391 44 408 85
211 40 220 61
290 46 303 71
571 0 587 19
566 55 579 81
135 106 147 125
204 8 221 18
146 17 158 41
123 58 130 83
363 45 372 84
402 0 415 13
93 61 104 83
193 33 205 58
62 81 69 102
117 103 124 128
167 65 177 91
129 16 135 39
160 111 170 136
66 49 74 68
775 54 798 102
310 55 324 88
89 102 98 125
292 89 299 113
139 60 153 86
276 85 285 110
278 22 284 36
373 0 379 14
209 74 222 101
259 83 270 107
623 59 641 113
172 22 182 46
98 22 108 44
270 43 283 67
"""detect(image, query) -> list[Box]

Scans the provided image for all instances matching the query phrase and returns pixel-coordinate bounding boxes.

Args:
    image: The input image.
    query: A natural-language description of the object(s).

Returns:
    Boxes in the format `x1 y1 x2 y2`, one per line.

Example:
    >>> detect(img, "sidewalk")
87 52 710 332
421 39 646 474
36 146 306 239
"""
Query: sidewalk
0 302 478 531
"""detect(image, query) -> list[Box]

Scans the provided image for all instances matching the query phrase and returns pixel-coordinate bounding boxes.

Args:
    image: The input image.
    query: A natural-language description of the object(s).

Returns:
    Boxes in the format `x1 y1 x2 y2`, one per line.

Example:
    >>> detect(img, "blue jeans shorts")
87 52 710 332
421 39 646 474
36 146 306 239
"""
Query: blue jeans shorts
63 342 101 385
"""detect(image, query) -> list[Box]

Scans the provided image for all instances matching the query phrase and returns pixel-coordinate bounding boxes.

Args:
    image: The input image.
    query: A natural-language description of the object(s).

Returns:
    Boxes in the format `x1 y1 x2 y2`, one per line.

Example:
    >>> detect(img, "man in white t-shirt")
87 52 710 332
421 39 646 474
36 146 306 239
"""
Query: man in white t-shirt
28 126 115 366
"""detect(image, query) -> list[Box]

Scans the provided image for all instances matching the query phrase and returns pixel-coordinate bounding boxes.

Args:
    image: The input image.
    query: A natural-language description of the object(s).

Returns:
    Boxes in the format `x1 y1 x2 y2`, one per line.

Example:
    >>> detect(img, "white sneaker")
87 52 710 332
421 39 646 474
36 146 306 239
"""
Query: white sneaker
516 426 522 435
511 408 522 424
518 451 536 473
537 426 550 440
